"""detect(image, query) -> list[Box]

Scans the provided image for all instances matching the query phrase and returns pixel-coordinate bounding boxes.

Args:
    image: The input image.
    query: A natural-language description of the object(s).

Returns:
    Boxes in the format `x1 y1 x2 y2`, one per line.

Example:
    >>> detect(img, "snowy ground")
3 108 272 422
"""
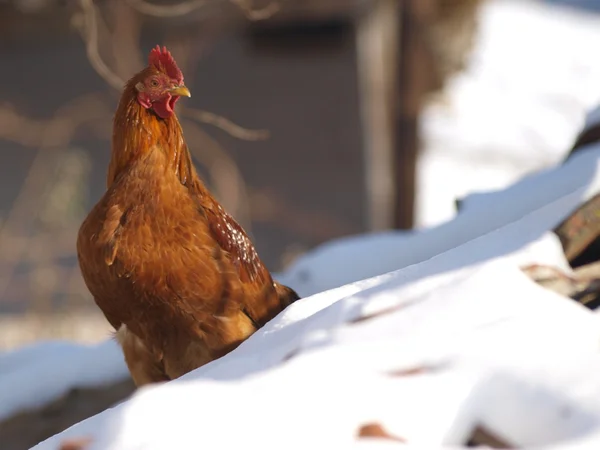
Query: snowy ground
30 142 600 449
4 0 600 448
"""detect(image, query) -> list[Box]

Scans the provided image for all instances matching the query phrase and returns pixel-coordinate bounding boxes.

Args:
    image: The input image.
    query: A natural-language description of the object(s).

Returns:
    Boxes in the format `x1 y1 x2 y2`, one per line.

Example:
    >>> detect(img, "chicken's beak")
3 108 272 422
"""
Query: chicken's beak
169 85 191 98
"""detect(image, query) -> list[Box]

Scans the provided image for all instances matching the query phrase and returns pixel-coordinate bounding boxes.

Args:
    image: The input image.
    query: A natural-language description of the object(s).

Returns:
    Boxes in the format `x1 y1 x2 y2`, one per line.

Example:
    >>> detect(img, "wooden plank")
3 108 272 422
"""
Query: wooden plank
250 0 372 23
394 0 437 229
126 0 373 27
356 0 400 230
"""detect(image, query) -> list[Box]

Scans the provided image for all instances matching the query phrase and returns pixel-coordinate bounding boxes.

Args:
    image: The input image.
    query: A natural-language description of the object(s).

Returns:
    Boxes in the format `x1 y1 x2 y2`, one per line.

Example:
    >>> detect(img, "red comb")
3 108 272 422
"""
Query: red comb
148 45 184 84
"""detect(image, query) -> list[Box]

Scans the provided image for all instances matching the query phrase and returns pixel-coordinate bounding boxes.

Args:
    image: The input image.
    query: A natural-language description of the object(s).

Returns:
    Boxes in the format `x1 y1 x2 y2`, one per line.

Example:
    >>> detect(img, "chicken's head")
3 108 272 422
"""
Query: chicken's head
135 45 191 119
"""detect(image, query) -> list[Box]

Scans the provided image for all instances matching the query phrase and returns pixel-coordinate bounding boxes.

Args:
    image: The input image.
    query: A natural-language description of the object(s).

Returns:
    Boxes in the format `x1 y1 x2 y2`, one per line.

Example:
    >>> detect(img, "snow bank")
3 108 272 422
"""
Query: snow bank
0 339 127 422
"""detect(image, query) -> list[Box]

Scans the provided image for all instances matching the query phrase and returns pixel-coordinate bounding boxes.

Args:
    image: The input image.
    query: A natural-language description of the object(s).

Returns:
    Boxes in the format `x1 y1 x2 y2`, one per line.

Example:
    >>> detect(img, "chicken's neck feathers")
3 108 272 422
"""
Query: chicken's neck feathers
108 89 196 189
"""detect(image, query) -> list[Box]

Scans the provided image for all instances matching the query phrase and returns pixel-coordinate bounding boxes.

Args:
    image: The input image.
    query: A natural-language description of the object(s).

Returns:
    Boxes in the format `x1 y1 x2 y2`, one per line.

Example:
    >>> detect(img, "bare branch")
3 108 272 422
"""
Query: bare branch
182 107 270 141
231 0 280 20
110 0 144 81
75 1 270 141
75 0 125 90
0 94 110 148
125 0 281 20
523 262 600 308
125 0 215 17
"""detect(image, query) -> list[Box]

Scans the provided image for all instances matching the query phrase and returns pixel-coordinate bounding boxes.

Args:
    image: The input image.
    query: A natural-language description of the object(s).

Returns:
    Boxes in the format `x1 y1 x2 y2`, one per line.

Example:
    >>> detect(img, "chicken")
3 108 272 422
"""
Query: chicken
77 46 300 387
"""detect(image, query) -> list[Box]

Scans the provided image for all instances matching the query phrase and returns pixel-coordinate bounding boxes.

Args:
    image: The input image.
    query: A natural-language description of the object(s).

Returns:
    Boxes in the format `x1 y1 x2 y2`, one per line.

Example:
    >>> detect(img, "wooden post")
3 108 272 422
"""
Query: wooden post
394 0 436 229
356 0 401 231
357 0 436 231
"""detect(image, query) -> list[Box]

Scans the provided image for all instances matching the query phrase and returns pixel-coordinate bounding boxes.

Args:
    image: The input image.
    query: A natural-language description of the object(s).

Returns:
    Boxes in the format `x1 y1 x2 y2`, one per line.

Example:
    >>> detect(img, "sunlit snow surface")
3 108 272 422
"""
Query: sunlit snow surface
4 1 600 449
0 340 127 423
418 0 600 227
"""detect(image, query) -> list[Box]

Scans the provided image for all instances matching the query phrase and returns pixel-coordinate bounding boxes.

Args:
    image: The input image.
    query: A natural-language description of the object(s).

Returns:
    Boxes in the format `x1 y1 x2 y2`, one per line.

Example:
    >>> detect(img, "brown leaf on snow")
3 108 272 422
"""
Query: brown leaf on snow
357 422 406 442
387 366 429 377
58 437 92 450
349 304 408 324
388 362 450 377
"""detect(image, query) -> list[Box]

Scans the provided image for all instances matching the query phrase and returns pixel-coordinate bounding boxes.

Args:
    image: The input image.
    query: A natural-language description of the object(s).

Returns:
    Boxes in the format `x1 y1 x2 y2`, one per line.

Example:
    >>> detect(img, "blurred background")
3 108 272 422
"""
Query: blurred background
0 0 599 350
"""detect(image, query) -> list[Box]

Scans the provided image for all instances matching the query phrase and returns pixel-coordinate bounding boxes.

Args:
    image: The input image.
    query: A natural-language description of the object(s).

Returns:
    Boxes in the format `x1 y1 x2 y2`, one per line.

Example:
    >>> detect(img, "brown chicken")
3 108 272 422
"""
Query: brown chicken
77 46 299 387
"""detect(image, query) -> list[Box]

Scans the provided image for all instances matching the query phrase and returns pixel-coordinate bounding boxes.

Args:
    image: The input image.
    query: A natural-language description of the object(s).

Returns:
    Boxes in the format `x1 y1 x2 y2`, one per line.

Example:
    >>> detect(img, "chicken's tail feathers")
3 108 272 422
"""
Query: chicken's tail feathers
274 281 301 308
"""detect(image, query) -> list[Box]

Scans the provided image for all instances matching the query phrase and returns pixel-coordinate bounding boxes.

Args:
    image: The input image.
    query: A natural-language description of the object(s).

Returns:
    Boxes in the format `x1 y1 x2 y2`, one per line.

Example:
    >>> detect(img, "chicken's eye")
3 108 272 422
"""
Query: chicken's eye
149 78 159 88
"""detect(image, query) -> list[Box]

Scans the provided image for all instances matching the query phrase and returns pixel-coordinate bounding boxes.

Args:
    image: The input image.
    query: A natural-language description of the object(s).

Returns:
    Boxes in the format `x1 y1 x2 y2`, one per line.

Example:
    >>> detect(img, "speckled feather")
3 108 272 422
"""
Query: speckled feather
77 55 299 386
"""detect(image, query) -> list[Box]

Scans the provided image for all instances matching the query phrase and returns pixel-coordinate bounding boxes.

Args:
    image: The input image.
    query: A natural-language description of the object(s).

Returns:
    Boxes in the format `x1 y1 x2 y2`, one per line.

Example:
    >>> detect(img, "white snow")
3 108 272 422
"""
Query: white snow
0 339 127 422
4 0 600 449
418 0 600 227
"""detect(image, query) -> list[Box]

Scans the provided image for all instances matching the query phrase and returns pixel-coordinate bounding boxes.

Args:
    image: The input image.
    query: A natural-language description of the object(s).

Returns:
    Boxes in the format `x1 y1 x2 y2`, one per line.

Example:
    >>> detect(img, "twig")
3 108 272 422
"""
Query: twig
125 0 214 17
523 262 600 306
76 0 125 90
125 0 281 20
231 0 280 20
0 94 110 148
521 264 576 284
182 107 269 141
75 0 270 141
110 0 144 81
574 260 600 280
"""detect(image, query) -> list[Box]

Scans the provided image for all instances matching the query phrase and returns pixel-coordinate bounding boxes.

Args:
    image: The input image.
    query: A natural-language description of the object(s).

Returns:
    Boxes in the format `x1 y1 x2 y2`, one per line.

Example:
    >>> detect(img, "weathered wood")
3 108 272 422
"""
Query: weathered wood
523 261 600 310
559 130 600 267
356 0 400 231
555 193 600 264
244 0 372 23
466 425 513 448
394 0 437 229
